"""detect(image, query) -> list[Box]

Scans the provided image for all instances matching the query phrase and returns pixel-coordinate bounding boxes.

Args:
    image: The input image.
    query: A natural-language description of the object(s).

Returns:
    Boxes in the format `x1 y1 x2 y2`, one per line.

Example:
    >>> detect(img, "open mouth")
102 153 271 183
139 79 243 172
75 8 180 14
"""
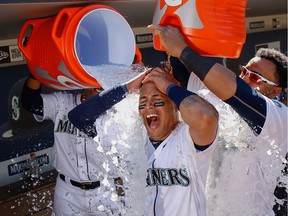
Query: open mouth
146 113 160 129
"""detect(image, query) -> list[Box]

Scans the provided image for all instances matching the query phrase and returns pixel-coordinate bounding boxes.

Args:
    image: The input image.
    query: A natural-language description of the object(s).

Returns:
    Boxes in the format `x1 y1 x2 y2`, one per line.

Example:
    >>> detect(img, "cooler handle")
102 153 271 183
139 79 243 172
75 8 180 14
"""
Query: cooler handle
17 20 35 59
18 19 51 60
52 7 82 54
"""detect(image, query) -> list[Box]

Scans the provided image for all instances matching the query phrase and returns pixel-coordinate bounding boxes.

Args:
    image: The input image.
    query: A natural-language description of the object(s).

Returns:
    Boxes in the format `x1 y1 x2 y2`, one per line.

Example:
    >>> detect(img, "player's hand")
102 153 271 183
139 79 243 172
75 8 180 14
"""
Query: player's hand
125 68 152 92
26 73 42 90
142 67 179 94
148 25 188 58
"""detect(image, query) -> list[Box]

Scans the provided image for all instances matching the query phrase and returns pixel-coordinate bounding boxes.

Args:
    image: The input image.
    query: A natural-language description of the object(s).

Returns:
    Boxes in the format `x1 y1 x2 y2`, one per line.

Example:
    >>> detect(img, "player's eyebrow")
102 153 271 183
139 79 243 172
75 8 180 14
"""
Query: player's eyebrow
140 93 162 100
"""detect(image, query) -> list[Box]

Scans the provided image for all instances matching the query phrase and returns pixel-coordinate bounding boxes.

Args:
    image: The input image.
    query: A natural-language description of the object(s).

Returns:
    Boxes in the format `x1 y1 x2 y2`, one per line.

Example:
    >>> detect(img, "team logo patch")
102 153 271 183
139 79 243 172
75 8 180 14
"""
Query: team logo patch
272 99 283 108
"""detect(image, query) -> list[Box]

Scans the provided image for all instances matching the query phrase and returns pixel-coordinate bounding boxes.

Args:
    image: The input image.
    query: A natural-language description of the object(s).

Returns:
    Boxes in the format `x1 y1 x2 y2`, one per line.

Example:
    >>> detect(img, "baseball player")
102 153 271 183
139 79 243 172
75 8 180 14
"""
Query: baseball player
21 75 120 215
149 24 288 215
68 67 219 216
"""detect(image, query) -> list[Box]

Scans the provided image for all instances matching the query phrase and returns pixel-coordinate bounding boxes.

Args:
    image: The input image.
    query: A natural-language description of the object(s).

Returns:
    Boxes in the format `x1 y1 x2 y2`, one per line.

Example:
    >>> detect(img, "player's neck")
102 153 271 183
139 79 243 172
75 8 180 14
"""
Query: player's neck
150 138 164 149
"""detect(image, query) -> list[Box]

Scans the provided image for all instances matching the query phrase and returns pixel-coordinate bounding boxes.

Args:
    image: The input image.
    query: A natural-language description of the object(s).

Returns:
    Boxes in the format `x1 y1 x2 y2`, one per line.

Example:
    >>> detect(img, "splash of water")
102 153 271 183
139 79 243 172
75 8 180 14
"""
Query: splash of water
84 64 145 89
84 64 148 215
95 93 147 215
205 101 287 216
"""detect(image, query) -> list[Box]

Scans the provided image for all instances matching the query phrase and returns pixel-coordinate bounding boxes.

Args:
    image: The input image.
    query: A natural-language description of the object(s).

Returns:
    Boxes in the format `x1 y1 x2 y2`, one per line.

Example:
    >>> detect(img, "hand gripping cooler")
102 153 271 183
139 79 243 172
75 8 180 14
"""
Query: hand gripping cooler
18 5 136 90
152 0 248 58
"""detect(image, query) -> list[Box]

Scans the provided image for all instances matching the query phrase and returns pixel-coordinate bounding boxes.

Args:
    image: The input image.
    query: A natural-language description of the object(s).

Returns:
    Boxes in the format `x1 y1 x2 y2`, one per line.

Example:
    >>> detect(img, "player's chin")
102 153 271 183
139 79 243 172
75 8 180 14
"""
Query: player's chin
147 128 162 141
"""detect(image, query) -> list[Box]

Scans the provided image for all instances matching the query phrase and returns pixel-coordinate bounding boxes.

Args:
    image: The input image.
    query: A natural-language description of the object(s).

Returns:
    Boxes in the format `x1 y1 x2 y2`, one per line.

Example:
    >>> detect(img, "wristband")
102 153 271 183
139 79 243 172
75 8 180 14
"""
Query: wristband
166 84 195 109
180 46 218 81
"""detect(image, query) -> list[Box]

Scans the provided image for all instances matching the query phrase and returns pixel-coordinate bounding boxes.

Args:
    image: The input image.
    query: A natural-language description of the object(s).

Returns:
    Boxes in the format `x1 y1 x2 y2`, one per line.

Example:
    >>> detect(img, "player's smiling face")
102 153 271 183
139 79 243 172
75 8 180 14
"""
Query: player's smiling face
139 82 178 141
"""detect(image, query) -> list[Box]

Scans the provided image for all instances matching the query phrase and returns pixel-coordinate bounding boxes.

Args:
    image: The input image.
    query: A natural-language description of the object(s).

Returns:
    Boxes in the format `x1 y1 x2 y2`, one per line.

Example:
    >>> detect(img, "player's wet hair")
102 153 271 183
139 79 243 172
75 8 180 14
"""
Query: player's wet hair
256 48 287 90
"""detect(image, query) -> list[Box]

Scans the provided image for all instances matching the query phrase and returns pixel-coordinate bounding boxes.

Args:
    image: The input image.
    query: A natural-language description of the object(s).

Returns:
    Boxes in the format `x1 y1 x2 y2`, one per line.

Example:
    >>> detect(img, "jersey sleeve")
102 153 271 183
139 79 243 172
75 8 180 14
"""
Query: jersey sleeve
34 92 69 123
187 72 207 93
182 123 218 155
182 123 218 183
260 98 288 152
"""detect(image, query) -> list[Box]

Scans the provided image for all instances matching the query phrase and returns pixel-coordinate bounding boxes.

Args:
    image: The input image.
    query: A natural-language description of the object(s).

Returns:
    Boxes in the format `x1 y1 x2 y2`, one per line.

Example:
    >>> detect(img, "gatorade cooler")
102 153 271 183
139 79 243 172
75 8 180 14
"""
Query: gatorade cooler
152 0 248 58
18 5 136 90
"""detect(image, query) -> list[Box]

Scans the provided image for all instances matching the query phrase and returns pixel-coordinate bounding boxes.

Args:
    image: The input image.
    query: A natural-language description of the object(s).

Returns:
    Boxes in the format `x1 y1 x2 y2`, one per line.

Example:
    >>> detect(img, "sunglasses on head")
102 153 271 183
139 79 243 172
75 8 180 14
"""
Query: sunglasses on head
241 66 279 86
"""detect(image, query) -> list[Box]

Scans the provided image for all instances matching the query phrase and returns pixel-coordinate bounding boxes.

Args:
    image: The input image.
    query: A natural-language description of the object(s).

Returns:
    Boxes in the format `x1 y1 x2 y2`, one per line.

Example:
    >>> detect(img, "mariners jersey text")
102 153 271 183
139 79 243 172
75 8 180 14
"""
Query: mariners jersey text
55 119 96 137
146 167 190 187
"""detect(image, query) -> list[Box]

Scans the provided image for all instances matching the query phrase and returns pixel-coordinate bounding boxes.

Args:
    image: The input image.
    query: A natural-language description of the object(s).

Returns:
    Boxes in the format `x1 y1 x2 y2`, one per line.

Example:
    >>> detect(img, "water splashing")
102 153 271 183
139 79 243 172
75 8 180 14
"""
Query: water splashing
84 64 146 89
94 93 148 215
84 64 148 215
206 101 286 216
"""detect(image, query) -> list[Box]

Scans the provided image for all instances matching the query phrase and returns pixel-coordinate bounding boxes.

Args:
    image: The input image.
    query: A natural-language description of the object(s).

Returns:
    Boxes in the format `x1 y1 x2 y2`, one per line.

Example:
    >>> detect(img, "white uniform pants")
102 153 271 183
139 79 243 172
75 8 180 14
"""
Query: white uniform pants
52 176 121 216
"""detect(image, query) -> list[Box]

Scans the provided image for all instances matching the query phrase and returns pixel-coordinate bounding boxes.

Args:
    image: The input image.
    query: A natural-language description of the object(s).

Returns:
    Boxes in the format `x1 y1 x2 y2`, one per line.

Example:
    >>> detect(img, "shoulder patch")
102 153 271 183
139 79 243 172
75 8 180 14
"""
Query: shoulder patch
272 99 283 108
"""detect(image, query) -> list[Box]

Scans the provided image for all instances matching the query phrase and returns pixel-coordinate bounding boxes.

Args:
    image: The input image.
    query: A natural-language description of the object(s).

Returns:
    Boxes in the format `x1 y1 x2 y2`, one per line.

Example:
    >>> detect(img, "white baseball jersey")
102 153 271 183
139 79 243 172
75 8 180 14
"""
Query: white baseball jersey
33 92 128 215
187 73 287 216
34 92 106 182
144 122 218 216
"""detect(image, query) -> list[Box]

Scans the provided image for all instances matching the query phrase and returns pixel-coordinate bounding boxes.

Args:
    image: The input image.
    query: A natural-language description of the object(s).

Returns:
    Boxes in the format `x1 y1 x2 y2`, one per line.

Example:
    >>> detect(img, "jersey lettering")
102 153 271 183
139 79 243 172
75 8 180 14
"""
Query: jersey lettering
146 167 190 187
55 119 94 137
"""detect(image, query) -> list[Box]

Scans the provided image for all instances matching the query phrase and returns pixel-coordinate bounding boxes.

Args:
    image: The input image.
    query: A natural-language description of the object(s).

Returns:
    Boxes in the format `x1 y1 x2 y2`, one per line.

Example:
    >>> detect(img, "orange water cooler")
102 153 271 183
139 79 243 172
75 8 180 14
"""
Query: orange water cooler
152 0 248 58
18 5 136 90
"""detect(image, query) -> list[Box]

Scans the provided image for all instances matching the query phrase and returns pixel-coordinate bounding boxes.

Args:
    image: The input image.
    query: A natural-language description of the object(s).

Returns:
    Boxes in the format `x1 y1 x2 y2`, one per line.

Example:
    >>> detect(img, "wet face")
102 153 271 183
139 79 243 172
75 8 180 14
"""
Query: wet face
138 82 179 141
240 57 282 99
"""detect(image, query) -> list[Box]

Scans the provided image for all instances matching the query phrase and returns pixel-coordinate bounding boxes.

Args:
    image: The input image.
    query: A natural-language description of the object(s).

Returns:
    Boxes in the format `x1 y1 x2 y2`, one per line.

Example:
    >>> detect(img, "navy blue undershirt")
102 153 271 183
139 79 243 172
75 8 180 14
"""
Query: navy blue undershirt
21 80 43 116
68 85 128 137
224 77 266 135
151 139 210 151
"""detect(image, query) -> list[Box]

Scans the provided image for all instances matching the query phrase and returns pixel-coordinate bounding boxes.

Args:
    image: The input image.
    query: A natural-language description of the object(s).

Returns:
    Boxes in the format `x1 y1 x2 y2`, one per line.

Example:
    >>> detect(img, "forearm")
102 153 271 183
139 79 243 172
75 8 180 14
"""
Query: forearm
166 84 217 128
21 77 43 115
224 77 267 135
182 94 218 146
166 84 218 146
180 46 237 100
68 84 128 135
